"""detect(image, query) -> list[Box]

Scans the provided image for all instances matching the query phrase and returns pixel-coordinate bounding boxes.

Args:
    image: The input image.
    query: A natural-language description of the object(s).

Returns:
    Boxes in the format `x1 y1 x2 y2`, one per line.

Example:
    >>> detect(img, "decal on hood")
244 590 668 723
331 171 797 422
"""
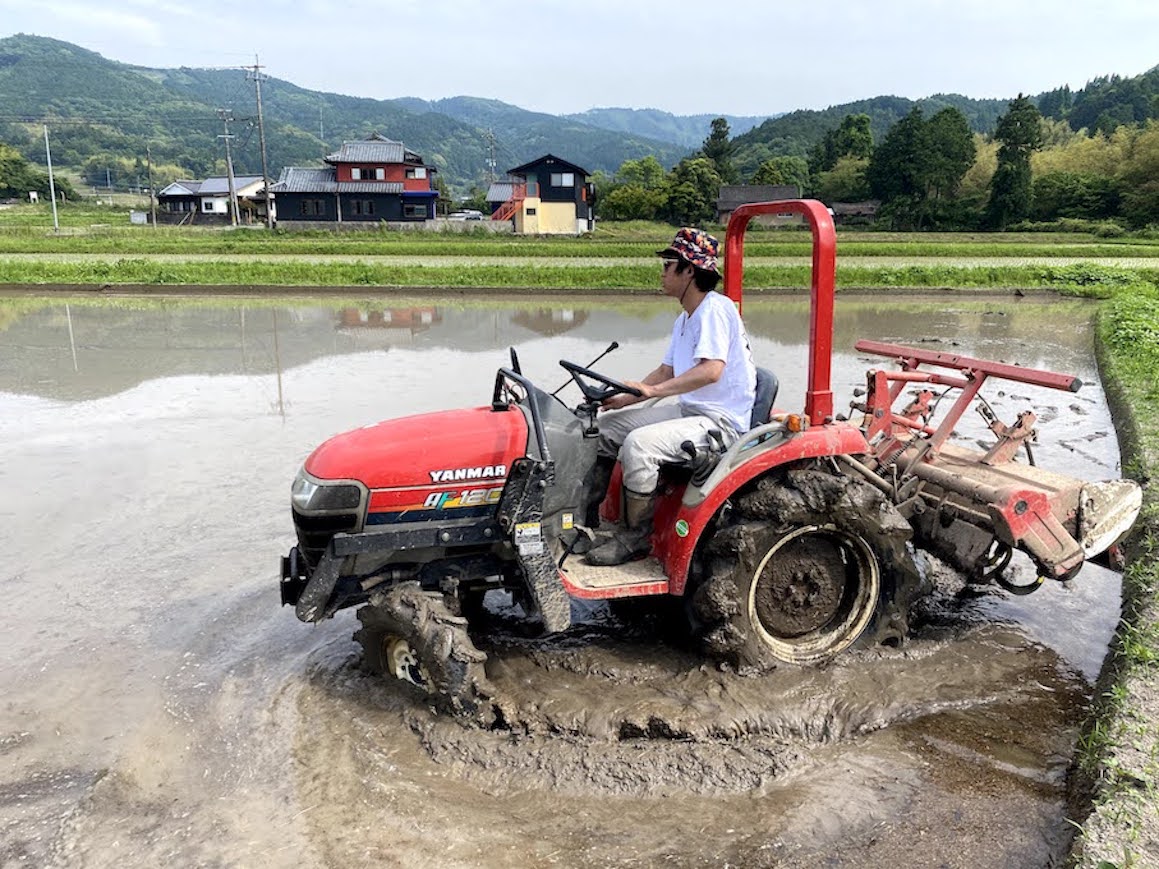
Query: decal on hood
429 464 507 483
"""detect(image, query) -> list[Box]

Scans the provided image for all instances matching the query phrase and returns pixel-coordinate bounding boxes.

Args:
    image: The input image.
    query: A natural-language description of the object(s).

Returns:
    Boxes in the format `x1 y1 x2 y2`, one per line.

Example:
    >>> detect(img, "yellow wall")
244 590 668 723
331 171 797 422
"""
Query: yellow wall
516 197 580 235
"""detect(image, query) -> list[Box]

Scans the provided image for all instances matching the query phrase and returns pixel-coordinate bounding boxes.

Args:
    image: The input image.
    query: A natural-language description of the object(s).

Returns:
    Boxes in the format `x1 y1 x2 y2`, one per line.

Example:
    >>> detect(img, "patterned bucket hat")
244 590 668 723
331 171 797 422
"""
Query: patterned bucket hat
657 227 720 275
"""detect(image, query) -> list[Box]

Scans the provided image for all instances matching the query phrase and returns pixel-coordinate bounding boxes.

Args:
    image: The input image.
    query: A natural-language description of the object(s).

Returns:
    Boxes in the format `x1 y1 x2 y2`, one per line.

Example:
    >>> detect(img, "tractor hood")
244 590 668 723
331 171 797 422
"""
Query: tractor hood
304 406 528 490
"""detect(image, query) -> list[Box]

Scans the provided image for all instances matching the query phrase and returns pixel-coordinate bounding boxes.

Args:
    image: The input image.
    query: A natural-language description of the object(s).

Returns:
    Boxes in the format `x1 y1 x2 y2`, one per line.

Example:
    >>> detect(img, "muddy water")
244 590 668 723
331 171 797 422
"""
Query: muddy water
0 294 1125 867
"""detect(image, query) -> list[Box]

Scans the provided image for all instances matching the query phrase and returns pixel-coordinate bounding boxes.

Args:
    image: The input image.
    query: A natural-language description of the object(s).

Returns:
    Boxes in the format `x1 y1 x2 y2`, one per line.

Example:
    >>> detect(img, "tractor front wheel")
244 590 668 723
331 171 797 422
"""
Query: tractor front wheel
355 582 495 725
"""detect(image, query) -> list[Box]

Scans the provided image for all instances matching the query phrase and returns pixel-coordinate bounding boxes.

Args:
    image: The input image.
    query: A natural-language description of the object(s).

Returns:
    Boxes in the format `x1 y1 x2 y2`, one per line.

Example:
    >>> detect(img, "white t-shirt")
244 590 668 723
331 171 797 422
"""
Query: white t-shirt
662 291 757 433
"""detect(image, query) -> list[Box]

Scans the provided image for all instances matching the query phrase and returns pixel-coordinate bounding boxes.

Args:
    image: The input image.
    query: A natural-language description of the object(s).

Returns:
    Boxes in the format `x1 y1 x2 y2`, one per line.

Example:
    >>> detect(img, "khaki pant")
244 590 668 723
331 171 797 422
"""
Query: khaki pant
597 401 740 492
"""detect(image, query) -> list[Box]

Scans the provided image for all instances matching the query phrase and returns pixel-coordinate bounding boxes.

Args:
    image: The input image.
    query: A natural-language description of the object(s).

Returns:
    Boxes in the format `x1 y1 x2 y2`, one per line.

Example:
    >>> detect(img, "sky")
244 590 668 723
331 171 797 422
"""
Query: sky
1 0 1157 119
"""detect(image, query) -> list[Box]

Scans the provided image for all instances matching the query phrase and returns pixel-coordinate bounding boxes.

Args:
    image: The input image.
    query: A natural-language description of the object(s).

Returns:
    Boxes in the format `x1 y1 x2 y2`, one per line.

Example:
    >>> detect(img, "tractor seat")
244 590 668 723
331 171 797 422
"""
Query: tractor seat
749 367 779 430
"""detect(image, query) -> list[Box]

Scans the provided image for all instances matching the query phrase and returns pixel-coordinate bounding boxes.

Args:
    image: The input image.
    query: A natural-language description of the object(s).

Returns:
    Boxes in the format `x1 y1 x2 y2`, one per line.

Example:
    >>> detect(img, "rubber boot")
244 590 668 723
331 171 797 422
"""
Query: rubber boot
583 456 617 529
570 456 616 556
585 489 656 566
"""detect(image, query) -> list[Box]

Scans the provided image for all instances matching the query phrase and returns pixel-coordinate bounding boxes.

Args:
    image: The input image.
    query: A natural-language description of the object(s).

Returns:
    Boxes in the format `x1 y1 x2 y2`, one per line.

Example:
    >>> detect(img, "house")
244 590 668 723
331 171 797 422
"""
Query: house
715 184 800 224
156 175 267 225
270 133 439 226
831 201 880 225
486 154 593 234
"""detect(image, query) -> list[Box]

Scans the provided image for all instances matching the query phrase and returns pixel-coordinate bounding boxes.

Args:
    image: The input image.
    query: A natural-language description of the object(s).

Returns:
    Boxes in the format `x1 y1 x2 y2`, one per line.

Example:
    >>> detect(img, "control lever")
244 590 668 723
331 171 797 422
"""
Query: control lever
682 438 722 486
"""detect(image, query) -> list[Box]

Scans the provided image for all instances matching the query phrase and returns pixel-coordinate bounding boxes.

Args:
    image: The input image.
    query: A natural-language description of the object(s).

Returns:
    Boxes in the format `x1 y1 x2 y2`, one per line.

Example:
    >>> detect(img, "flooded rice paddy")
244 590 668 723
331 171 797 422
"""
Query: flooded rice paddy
0 293 1127 867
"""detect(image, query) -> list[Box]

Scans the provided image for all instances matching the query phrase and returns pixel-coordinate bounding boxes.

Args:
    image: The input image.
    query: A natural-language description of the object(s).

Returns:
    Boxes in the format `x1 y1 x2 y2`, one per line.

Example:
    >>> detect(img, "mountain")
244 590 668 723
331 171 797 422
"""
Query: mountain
562 108 773 149
1 35 1155 194
0 34 686 193
368 95 687 178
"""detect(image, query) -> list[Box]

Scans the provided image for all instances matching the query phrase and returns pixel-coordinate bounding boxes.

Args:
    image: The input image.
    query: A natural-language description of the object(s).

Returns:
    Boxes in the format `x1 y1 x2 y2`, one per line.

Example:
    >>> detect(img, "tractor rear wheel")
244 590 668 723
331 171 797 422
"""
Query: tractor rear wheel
692 467 928 670
355 582 495 725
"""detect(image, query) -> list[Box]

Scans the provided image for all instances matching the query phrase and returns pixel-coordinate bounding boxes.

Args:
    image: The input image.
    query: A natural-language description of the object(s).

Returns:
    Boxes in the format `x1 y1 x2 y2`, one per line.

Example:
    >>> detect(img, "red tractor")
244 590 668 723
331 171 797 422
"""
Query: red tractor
280 200 1141 721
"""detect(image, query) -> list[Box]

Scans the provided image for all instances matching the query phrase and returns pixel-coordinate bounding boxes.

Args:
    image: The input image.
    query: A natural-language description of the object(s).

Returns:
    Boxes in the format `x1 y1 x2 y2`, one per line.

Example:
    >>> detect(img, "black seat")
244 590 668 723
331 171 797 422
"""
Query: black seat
750 367 779 430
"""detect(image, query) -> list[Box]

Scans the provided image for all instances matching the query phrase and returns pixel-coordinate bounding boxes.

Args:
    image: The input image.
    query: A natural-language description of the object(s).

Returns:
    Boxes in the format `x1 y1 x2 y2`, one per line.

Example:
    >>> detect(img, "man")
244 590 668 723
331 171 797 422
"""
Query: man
586 227 757 566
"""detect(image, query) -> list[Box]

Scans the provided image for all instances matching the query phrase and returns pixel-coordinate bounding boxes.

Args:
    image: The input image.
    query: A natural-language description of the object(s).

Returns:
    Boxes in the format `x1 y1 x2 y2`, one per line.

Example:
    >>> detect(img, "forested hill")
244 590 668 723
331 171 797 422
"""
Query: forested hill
0 34 685 193
731 68 1159 178
730 94 1012 177
0 34 1155 195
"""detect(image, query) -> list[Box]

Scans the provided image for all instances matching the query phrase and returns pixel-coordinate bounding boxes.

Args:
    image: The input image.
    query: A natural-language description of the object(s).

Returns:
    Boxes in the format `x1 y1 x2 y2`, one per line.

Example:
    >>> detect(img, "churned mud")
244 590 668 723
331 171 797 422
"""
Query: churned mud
0 295 1127 867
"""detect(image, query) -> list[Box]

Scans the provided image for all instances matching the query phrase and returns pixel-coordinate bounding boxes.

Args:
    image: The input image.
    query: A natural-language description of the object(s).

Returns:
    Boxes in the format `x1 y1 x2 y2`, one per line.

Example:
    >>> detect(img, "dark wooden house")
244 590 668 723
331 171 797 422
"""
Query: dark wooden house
487 154 593 234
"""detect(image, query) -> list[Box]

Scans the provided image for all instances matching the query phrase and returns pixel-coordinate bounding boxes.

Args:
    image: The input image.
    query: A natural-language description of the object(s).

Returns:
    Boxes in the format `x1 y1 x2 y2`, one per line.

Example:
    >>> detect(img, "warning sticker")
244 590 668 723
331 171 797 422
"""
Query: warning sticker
514 522 542 542
515 521 545 557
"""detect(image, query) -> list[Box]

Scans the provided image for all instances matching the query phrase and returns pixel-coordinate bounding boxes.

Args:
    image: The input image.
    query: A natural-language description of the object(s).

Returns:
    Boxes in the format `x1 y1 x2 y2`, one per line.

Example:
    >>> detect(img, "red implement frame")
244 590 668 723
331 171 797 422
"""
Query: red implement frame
724 200 836 427
854 340 1089 579
855 340 1082 466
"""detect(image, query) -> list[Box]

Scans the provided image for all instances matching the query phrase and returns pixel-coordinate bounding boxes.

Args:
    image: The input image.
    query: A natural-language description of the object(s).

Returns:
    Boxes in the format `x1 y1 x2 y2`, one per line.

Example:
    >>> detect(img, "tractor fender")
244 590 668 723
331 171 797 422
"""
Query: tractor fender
657 421 871 595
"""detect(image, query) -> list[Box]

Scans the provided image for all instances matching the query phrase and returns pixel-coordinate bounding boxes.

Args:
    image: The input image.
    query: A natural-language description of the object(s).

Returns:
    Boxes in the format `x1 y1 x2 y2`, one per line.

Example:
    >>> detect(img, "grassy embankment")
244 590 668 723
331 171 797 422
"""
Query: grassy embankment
2 201 1159 292
1069 281 1159 868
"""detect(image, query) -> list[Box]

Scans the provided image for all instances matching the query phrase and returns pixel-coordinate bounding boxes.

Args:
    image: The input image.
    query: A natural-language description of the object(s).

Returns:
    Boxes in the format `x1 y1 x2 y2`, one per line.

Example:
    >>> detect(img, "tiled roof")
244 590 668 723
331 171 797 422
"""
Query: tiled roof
269 166 404 194
324 133 424 166
716 185 799 208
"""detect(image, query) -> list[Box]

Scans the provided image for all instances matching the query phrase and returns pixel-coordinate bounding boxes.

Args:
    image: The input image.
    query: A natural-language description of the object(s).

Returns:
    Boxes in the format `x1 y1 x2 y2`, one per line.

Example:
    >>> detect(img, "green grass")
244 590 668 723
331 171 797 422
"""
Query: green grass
3 202 1159 263
1 256 1156 291
1070 282 1159 867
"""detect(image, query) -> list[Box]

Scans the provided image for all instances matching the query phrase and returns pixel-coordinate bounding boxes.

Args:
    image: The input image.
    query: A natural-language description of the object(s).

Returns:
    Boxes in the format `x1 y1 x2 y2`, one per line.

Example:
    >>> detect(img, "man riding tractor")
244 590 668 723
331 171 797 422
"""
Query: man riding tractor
583 227 758 566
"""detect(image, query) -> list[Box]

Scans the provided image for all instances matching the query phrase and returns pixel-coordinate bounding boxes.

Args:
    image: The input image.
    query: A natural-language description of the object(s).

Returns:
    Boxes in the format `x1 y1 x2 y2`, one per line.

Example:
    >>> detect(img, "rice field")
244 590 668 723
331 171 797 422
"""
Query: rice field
1 202 1158 292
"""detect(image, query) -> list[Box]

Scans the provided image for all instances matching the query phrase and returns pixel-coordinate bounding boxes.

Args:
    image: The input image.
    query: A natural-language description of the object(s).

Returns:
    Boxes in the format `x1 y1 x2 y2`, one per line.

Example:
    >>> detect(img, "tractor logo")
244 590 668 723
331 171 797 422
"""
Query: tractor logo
429 465 507 483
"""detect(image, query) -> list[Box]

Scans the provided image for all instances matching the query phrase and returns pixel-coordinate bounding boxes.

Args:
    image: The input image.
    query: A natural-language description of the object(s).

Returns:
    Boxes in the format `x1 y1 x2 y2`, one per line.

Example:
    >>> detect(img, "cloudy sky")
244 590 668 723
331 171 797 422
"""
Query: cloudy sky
1 0 1156 118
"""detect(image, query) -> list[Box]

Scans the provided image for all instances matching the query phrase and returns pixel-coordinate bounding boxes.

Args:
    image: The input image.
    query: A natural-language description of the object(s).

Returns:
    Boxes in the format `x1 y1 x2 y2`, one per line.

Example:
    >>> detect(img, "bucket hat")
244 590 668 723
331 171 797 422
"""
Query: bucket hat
657 227 720 275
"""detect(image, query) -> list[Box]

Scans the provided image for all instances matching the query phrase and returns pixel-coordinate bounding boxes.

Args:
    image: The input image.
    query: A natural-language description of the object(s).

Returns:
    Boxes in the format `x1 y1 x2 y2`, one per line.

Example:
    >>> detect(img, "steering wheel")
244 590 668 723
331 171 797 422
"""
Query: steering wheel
559 359 643 403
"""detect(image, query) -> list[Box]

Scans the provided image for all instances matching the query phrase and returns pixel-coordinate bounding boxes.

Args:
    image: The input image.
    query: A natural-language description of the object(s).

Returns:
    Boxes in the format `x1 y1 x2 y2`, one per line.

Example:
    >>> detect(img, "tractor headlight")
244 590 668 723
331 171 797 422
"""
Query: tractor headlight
291 468 363 512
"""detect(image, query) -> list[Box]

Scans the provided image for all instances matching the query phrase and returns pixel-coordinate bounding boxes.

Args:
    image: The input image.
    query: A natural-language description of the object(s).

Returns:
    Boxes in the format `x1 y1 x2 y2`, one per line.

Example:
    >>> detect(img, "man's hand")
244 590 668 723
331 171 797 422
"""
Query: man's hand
600 380 654 411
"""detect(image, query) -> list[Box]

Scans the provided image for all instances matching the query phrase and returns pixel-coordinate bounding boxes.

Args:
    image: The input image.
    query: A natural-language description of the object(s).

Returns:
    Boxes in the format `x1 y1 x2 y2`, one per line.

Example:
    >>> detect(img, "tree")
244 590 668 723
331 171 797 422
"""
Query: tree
1030 172 1120 221
665 157 722 225
809 114 873 176
864 106 975 229
985 95 1043 228
699 117 737 184
616 155 667 189
924 108 977 204
600 184 668 221
866 107 930 228
751 156 808 192
815 157 871 203
1118 122 1159 227
0 143 74 200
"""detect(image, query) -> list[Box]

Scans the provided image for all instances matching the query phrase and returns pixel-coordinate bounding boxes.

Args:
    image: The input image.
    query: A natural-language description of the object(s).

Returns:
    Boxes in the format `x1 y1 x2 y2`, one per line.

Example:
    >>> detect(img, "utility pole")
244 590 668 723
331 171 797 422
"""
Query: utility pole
146 144 157 229
43 125 59 233
485 128 497 184
247 55 274 229
217 109 240 227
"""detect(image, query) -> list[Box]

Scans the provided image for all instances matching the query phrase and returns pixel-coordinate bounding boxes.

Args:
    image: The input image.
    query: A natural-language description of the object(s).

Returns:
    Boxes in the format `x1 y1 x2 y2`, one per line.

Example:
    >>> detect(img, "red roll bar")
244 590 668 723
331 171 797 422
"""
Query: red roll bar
723 199 837 426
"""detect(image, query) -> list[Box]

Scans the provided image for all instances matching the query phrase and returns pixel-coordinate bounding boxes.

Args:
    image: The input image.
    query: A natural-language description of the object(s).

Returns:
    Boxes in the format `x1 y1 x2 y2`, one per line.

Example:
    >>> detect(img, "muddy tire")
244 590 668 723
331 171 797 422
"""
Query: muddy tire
354 582 495 725
691 467 928 670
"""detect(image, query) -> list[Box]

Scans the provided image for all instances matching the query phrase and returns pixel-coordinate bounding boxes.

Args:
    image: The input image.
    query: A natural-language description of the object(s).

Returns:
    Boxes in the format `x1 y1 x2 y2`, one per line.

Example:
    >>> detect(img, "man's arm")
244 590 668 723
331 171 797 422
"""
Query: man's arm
601 360 723 410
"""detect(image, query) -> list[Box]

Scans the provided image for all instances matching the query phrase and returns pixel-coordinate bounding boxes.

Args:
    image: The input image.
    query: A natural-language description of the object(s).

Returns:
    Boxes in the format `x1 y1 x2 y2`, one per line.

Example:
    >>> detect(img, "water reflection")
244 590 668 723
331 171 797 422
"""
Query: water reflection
0 295 1102 404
